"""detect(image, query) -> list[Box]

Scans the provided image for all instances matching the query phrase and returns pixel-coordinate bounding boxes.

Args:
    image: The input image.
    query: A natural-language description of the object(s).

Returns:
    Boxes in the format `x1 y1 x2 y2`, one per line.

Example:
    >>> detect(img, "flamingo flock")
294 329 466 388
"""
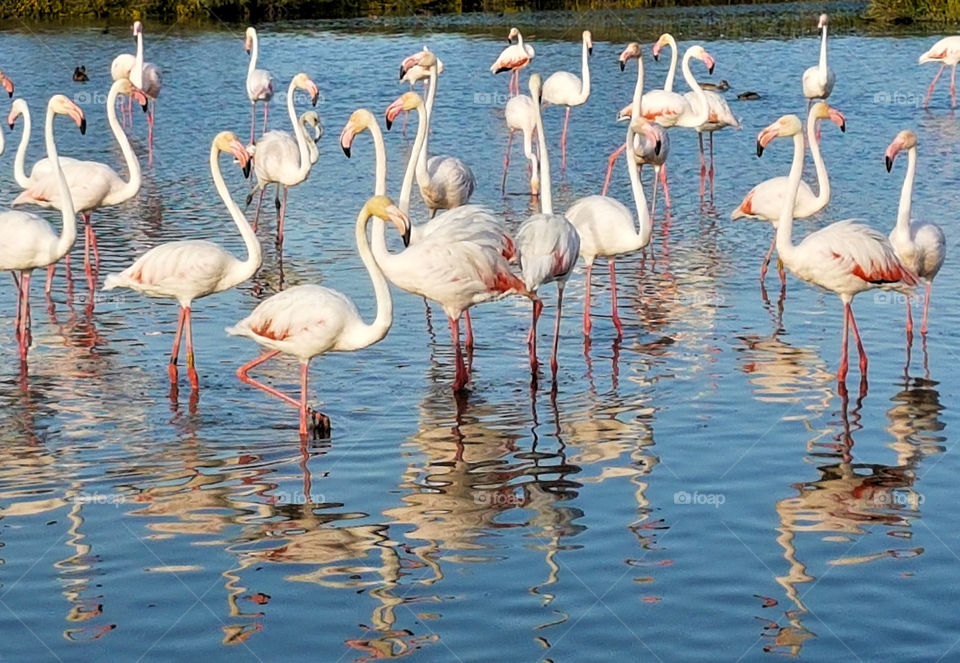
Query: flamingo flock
0 17 951 438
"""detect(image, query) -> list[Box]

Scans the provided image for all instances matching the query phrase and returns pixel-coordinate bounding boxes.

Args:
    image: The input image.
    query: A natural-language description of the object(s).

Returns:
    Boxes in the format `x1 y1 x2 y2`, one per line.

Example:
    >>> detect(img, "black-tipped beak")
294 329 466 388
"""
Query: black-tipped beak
7 122 12 130
505 38 512 44
655 139 662 156
619 60 625 72
245 47 251 55
708 63 715 75
653 52 659 61
398 64 404 80
6 90 10 98
756 140 764 158
840 121 846 133
885 155 893 172
588 46 593 56
243 160 251 178
341 144 351 158
79 118 86 135
141 101 148 113
386 116 394 131
402 226 411 247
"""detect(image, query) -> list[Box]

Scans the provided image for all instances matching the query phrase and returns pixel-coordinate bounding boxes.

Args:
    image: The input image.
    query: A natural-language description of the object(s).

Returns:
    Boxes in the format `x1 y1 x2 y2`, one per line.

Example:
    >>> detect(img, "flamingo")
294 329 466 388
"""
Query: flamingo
129 21 162 161
885 130 946 336
0 95 81 363
644 35 710 128
226 195 409 438
341 107 531 391
402 51 475 217
516 73 580 377
919 36 960 108
102 132 259 392
687 77 740 197
245 26 276 144
731 101 846 285
566 116 660 338
398 46 444 133
757 114 918 384
602 42 670 216
111 25 137 122
244 73 320 247
11 78 145 291
501 92 540 195
299 111 323 165
0 69 14 97
491 27 535 96
802 14 835 105
542 30 592 170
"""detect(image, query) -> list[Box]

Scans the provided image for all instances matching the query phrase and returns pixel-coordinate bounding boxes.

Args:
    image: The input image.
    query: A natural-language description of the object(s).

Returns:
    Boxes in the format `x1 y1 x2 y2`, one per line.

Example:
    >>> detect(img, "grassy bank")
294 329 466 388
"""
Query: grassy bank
867 0 960 23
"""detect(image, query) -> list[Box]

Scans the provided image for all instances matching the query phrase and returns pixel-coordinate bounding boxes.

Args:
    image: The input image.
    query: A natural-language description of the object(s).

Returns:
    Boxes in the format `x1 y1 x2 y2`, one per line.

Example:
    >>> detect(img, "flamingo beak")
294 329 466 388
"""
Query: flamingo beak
756 125 778 157
231 141 252 178
620 59 626 72
704 53 716 75
398 64 405 80
652 42 661 61
2 77 13 97
385 205 411 247
385 98 404 131
588 45 593 56
885 142 902 172
132 85 149 113
339 125 354 158
307 82 320 107
829 108 846 132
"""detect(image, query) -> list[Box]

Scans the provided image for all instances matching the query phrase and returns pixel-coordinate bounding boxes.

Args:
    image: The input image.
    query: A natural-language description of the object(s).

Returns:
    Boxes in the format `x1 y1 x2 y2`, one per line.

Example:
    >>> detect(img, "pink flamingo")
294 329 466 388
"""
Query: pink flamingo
758 114 918 384
227 196 409 438
731 101 846 286
919 36 960 108
0 69 14 97
0 95 81 364
501 92 539 195
602 43 670 216
129 21 162 161
398 46 444 133
542 30 592 170
491 27 535 96
11 79 145 291
885 130 946 336
516 73 580 377
103 132 258 392
245 27 276 143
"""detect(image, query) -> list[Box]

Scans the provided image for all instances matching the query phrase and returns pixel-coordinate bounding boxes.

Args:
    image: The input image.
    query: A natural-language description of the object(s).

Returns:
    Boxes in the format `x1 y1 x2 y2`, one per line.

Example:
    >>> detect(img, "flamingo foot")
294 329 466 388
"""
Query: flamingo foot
168 362 178 384
308 409 331 438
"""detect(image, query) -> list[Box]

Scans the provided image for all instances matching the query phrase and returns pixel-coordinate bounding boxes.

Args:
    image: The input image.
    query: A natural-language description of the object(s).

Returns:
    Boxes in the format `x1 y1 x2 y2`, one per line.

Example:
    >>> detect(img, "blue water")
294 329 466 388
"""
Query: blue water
0 21 958 662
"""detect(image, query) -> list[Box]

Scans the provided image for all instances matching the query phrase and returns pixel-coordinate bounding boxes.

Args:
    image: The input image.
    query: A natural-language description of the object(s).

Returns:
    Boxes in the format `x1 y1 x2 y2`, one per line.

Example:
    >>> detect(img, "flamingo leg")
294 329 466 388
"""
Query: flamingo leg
146 102 155 163
299 362 308 437
921 281 933 335
924 64 945 108
698 132 707 198
848 303 868 376
263 103 269 136
277 186 288 247
252 186 266 233
45 264 55 294
449 316 469 391
502 129 515 193
88 215 100 268
184 306 199 390
649 165 658 219
708 132 716 197
18 272 31 362
609 259 623 339
464 310 474 350
602 144 626 196
838 301 850 383
550 285 564 379
238 351 325 427
528 297 543 372
12 272 22 338
560 107 571 171
250 103 257 144
760 234 776 281
660 162 671 208
952 64 957 108
583 262 593 337
168 306 187 384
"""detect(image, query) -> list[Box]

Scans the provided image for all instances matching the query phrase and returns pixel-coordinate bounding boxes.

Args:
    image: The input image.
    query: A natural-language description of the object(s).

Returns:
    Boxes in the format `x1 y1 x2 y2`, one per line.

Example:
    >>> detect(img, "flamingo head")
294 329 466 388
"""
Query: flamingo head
756 114 802 157
215 131 252 178
292 73 320 106
301 110 323 142
418 50 438 71
885 130 917 172
818 13 828 30
0 70 14 97
507 27 520 44
616 103 632 122
7 98 27 130
384 91 422 131
632 119 662 156
619 42 641 71
340 108 375 157
50 95 86 134
132 20 143 36
811 101 845 132
114 78 149 112
652 33 672 61
529 72 542 103
367 195 411 247
689 46 716 75
245 27 256 54
583 30 593 56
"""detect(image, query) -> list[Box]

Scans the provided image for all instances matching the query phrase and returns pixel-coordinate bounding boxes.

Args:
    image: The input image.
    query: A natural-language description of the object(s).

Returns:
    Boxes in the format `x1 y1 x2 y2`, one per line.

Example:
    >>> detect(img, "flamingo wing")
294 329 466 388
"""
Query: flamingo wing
0 210 59 270
542 71 582 106
103 240 237 301
251 131 302 184
247 69 275 102
731 177 817 222
425 155 475 208
140 62 162 98
798 220 918 289
14 161 120 212
516 213 580 291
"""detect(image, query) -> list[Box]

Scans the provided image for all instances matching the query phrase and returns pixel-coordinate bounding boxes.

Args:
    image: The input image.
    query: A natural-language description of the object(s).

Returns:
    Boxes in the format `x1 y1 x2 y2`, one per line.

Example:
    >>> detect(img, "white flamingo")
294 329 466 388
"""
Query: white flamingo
919 36 960 108
227 195 409 438
103 132 259 392
398 46 444 133
758 114 917 384
12 79 145 290
245 73 320 247
501 93 539 195
731 101 846 285
245 26 276 143
110 24 137 121
802 14 835 104
129 21 162 160
516 73 580 377
0 95 80 364
491 27 535 96
299 111 323 165
885 129 946 336
542 30 592 170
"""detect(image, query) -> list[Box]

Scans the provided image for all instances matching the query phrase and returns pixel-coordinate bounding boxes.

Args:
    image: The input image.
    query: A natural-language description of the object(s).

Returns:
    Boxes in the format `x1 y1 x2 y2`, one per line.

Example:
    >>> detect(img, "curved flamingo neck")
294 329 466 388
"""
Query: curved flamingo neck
578 36 591 101
775 130 806 261
680 50 709 126
284 79 312 181
663 36 678 92
630 55 644 120
415 90 431 189
12 101 31 188
625 124 652 249
805 110 830 211
104 81 141 205
424 64 438 124
247 31 259 83
819 25 829 78
896 146 916 233
353 204 393 347
400 99 428 215
46 103 76 261
210 142 261 284
531 90 552 214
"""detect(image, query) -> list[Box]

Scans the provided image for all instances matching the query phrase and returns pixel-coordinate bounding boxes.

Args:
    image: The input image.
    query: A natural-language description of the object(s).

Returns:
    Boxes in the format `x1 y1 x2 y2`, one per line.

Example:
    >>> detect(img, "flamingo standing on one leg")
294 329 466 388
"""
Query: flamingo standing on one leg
542 30 592 170
0 95 80 364
602 43 669 217
129 21 162 162
919 36 960 109
103 132 259 392
227 195 409 438
502 92 539 195
244 73 320 247
731 101 846 286
245 27 276 144
757 114 918 384
11 79 145 291
885 130 946 337
516 73 580 377
491 27 534 96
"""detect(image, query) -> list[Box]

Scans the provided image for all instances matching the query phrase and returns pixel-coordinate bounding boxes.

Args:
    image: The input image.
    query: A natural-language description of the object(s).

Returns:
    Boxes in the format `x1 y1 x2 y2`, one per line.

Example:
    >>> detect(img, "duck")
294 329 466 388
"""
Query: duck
738 91 761 101
699 79 730 92
73 66 88 82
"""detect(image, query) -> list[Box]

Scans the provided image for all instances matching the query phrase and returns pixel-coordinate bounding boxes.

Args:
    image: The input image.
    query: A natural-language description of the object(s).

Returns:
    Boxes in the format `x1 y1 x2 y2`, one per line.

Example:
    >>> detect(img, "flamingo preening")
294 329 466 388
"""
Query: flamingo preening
542 30 592 170
885 130 946 337
491 27 535 96
757 114 918 385
245 26 276 144
918 36 960 109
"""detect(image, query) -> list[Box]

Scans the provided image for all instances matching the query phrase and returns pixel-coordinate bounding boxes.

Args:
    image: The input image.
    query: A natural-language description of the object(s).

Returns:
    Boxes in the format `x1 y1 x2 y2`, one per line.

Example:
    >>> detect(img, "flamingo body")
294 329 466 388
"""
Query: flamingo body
802 14 835 100
919 36 960 107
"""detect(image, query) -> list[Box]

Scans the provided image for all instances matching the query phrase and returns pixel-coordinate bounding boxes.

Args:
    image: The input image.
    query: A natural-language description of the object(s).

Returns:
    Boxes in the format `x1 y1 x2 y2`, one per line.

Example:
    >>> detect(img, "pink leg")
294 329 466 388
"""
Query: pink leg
921 282 932 335
146 103 155 165
848 304 868 376
838 302 850 383
924 64 945 108
550 285 565 378
760 234 776 281
660 163 671 208
602 145 626 196
648 165 658 219
299 362 308 437
528 298 543 371
698 133 707 198
502 130 515 193
905 295 914 337
449 316 469 391
237 351 328 435
951 64 957 108
561 107 571 171
253 187 266 233
609 260 623 338
18 272 31 362
708 132 716 197
12 273 21 338
184 306 199 390
45 264 55 294
464 310 474 350
83 215 93 274
168 306 187 383
582 262 593 337
88 216 100 267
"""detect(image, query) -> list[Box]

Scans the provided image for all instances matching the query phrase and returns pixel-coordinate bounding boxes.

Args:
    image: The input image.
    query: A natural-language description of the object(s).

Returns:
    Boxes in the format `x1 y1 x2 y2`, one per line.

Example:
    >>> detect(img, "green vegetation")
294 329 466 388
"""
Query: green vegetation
867 0 960 23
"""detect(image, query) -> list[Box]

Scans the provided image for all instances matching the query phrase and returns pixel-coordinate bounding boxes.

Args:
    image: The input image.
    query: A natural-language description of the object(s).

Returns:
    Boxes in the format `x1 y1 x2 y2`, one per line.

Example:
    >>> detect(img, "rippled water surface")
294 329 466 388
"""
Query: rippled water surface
0 20 959 662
